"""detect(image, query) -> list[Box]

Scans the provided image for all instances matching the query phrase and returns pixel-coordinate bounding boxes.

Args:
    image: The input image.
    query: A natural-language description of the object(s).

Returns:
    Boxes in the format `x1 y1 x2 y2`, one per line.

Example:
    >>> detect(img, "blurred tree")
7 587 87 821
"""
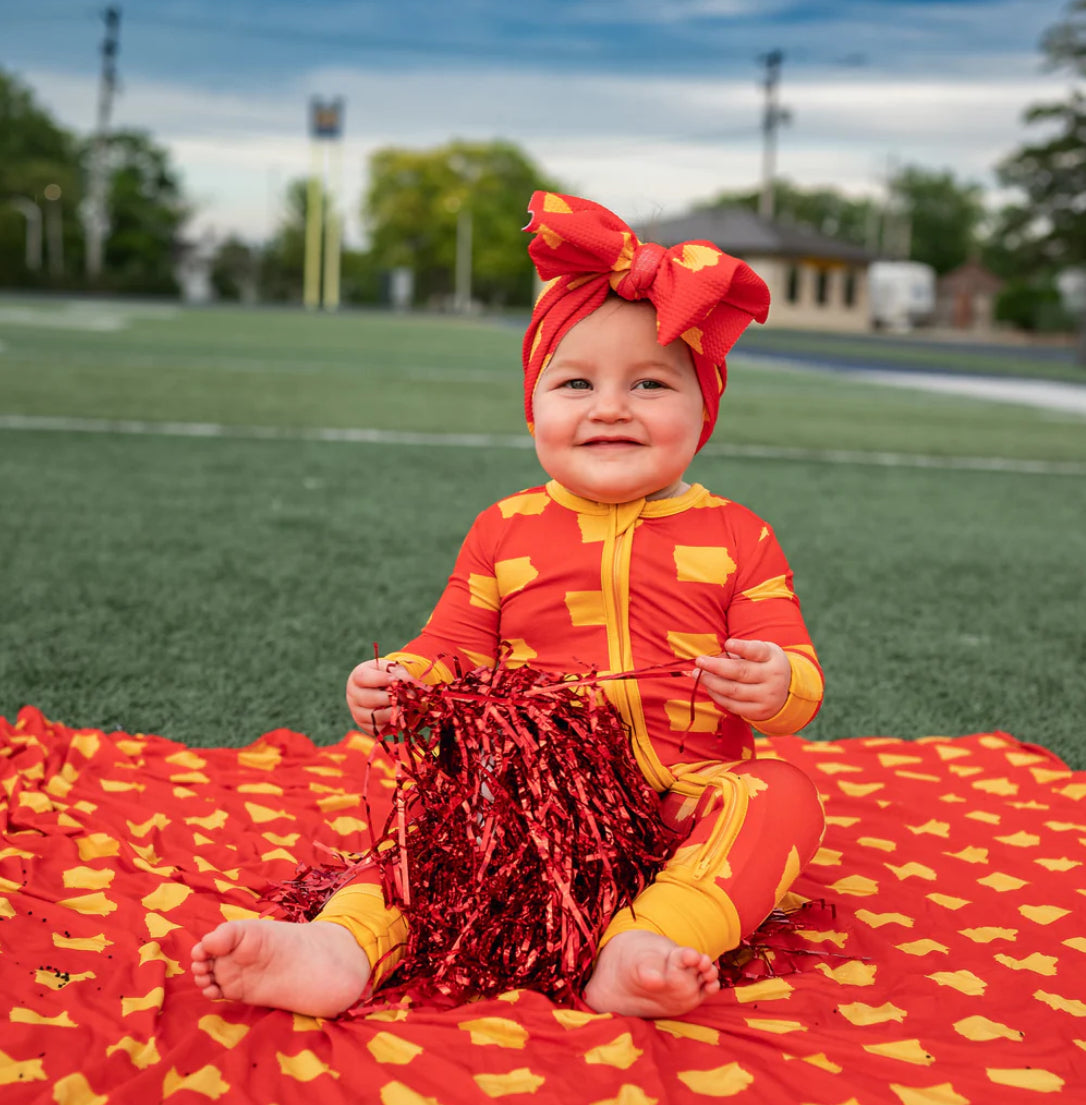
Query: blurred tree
258 178 308 302
701 181 877 247
1 72 190 295
339 248 382 305
705 172 985 276
888 167 986 276
256 177 381 305
983 203 1076 333
0 69 84 286
996 0 1085 356
1041 0 1086 69
98 129 189 295
363 140 560 307
210 236 259 302
992 275 1075 333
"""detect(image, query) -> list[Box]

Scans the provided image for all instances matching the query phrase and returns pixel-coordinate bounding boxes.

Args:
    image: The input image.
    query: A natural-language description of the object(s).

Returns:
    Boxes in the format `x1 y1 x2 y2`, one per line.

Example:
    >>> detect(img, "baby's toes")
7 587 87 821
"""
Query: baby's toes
674 946 704 971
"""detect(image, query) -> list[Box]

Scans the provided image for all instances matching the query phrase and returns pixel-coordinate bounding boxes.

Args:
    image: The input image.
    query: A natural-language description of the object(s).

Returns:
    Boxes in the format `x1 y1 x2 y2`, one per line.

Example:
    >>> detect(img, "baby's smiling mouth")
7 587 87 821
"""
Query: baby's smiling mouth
579 436 642 447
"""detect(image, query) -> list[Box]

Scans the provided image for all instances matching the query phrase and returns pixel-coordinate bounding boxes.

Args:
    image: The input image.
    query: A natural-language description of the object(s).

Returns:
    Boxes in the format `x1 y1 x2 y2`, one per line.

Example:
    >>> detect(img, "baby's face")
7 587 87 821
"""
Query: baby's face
532 300 704 504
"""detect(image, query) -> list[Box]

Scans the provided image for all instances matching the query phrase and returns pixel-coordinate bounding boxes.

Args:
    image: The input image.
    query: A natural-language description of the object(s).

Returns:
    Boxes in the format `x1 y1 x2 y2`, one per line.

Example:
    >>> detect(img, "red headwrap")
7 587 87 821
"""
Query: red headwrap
522 191 771 451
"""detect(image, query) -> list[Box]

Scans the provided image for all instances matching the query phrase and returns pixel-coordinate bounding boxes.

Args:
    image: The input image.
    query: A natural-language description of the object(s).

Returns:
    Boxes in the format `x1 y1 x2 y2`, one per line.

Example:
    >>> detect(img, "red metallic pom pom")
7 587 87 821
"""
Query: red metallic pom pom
372 661 683 1005
267 658 683 1006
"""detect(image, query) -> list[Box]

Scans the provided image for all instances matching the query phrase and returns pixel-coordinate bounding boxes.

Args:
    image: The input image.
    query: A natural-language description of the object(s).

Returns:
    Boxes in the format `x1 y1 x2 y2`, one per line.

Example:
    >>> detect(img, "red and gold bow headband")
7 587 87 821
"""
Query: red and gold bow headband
522 191 770 451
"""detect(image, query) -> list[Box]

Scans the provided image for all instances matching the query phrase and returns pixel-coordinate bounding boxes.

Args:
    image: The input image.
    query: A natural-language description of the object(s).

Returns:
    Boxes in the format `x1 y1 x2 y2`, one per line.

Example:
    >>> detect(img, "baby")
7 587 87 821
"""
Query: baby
192 192 825 1019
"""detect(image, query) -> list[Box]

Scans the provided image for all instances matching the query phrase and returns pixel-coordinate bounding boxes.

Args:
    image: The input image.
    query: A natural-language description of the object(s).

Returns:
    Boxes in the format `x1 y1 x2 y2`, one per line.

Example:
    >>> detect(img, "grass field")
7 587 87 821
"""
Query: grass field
2 298 1084 768
739 325 1085 383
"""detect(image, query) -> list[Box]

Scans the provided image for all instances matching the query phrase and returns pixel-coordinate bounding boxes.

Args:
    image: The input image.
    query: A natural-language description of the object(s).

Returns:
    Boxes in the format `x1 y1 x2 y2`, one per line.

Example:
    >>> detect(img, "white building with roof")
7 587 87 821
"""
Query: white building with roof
638 207 875 333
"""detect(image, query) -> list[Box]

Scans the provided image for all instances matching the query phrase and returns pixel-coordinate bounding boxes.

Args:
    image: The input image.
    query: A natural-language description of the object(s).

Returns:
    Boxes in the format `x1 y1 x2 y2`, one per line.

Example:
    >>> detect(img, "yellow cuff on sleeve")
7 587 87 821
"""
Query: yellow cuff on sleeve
749 650 824 737
383 651 454 685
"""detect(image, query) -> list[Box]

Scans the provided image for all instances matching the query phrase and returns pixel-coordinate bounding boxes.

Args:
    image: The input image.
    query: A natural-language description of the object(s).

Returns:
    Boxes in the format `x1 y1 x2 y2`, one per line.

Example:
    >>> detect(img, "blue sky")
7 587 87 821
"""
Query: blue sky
3 0 1076 244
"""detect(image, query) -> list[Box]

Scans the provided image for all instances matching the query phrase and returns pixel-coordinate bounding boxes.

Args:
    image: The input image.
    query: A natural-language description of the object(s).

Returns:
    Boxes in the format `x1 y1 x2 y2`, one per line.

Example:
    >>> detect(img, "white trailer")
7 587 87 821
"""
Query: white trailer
868 261 936 331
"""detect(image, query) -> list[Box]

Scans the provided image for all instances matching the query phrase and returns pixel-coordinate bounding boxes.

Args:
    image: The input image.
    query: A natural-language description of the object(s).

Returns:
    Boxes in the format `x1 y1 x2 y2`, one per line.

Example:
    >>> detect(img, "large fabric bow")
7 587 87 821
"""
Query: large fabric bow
522 191 770 451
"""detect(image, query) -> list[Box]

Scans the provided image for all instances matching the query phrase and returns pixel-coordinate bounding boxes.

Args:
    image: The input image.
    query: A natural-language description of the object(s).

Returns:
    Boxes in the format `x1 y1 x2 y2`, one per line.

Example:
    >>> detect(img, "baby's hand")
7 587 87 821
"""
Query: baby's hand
694 639 791 723
346 659 412 735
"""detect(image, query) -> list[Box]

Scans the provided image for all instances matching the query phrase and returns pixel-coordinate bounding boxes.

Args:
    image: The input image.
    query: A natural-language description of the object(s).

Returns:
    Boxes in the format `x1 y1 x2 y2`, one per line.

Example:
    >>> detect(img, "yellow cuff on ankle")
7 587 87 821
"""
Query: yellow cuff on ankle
313 883 408 987
599 872 742 961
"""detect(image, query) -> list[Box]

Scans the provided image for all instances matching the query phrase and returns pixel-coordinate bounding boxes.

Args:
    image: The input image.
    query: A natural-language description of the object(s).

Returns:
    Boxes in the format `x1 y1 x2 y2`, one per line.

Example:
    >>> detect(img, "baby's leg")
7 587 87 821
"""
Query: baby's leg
191 876 407 1018
585 758 824 1018
583 930 719 1017
191 918 371 1018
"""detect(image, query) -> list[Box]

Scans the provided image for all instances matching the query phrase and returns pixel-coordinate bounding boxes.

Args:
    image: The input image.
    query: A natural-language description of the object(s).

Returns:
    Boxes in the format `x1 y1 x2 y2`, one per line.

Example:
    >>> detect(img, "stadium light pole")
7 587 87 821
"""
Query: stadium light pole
322 136 343 312
11 197 43 272
303 142 324 310
303 97 345 311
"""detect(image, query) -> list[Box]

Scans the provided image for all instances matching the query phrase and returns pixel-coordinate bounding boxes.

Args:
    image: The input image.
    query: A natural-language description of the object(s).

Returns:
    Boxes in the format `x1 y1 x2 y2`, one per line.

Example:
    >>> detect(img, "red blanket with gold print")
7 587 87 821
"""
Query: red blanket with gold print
2 706 1084 1103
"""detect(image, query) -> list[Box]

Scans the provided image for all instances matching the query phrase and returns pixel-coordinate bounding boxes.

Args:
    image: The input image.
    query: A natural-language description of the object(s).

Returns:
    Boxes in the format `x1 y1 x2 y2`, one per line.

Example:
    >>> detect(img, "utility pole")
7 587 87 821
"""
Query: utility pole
758 50 790 222
84 6 121 280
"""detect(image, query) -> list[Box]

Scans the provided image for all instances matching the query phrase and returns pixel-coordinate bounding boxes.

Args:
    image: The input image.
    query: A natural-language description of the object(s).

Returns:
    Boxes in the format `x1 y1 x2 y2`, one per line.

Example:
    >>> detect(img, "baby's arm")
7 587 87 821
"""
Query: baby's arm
345 659 413 735
694 639 791 722
697 508 824 736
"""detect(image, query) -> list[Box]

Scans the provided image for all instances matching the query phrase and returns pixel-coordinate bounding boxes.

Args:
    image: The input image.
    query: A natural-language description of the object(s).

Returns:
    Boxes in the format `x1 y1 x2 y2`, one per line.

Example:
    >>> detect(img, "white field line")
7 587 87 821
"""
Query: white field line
1 413 1084 476
0 303 179 329
734 353 1086 417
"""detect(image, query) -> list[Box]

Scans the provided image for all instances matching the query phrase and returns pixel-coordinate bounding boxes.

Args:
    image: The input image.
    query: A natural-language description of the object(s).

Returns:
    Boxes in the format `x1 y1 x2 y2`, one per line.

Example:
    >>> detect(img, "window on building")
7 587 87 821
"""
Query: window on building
786 265 800 303
843 269 857 307
816 268 830 305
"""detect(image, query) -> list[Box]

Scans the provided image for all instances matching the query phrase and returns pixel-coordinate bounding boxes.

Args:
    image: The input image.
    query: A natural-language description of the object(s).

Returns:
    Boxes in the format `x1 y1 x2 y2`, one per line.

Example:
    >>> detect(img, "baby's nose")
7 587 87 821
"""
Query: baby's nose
590 386 631 419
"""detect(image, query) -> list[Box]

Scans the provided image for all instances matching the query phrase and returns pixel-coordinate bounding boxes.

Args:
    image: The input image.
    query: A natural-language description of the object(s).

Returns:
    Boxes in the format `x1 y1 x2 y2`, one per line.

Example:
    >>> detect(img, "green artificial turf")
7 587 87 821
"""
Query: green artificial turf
1 299 1084 769
740 326 1084 383
1 300 1084 462
2 430 1083 768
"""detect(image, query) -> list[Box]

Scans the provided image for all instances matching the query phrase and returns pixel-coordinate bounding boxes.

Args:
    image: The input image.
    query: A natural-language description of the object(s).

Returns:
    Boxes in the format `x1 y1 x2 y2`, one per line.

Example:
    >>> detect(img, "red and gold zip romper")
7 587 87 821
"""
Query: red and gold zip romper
316 480 825 973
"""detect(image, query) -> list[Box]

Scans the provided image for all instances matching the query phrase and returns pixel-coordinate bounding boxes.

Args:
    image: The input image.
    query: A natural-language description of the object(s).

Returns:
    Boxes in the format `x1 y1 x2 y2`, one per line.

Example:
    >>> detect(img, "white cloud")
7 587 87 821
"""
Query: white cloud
567 0 785 23
26 59 1071 245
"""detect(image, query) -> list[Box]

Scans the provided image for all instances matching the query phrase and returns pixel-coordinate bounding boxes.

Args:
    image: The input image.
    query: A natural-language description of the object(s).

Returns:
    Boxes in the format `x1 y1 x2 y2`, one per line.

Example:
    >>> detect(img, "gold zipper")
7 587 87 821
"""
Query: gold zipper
605 507 633 719
693 773 749 876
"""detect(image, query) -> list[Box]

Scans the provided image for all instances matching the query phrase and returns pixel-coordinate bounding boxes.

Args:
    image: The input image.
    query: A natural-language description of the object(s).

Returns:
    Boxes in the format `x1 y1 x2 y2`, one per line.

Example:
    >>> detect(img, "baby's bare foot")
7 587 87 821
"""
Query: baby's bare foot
583 930 720 1018
190 919 371 1018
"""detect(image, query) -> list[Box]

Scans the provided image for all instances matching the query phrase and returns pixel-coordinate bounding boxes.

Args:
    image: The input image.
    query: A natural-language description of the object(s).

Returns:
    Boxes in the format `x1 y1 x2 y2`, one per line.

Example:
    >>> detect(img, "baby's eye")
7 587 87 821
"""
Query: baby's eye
561 378 592 390
634 379 666 390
